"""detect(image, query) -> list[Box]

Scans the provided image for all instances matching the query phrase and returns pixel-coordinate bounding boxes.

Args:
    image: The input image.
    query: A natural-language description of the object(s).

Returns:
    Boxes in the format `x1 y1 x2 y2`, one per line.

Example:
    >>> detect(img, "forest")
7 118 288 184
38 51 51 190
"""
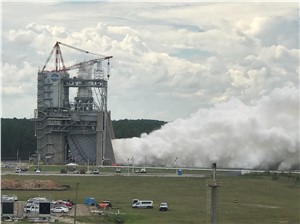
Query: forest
1 118 166 161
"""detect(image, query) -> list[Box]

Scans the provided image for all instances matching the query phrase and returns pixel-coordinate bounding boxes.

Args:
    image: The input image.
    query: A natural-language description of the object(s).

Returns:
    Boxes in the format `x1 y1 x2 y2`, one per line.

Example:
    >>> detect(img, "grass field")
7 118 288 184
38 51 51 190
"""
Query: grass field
1 173 299 224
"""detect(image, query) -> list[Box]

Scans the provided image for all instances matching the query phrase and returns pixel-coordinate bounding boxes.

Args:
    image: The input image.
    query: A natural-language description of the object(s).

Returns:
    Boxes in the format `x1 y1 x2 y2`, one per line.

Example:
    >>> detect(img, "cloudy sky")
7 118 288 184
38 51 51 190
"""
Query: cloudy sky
1 1 299 121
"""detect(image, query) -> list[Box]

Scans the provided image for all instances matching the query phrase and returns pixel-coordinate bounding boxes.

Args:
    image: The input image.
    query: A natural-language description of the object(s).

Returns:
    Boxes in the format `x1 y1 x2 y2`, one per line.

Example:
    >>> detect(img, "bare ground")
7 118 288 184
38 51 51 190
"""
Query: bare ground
1 179 67 190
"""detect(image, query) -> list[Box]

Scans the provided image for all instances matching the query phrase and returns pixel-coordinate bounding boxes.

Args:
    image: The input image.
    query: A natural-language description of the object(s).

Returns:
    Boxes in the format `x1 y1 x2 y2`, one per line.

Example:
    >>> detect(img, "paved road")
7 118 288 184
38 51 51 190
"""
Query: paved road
1 171 206 177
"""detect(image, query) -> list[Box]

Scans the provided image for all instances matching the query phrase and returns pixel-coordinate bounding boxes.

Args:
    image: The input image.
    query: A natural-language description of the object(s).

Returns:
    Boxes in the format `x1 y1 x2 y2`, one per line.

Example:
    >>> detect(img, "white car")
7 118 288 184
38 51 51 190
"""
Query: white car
92 169 100 174
2 194 18 201
51 206 69 213
159 202 168 211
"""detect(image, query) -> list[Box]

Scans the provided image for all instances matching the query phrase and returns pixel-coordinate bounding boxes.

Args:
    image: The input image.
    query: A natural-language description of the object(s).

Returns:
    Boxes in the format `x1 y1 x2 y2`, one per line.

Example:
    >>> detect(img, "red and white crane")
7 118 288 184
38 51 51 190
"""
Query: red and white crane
41 41 112 75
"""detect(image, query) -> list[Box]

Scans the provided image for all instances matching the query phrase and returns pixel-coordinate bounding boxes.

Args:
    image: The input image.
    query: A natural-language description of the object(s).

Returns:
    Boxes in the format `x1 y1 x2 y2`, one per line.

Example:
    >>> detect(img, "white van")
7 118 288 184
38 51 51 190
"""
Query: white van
132 200 153 209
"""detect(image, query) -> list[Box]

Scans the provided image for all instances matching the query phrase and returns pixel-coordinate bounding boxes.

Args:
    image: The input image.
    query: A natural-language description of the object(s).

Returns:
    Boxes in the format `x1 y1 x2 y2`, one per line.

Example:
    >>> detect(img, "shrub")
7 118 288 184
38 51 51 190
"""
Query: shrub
60 168 67 173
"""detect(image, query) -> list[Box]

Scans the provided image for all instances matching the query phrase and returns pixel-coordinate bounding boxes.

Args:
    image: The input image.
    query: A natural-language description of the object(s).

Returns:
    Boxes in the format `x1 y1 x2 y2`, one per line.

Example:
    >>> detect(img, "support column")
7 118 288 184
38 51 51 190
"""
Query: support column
208 163 221 224
96 112 104 166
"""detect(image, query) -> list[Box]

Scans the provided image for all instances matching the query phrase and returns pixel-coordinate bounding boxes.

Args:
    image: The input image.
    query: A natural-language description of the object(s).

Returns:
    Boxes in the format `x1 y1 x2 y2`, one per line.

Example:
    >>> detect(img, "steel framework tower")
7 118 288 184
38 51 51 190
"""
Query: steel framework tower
34 42 115 165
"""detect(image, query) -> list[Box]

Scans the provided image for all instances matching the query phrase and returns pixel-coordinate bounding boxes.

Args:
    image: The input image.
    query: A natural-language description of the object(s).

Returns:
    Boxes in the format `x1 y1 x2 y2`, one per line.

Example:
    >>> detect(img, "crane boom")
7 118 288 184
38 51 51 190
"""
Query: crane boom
41 41 112 72
64 58 101 71
57 41 108 57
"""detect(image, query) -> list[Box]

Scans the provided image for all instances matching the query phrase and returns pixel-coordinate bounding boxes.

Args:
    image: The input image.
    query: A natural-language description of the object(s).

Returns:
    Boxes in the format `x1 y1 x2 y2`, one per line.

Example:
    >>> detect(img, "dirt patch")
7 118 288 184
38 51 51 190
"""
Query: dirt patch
69 204 91 216
240 203 280 209
1 179 68 190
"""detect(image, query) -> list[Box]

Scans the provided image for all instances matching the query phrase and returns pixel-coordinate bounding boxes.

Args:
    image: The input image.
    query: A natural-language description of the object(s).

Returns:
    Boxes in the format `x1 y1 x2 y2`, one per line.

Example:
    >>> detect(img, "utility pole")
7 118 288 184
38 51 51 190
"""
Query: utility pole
127 158 130 176
208 163 221 224
74 182 79 224
174 157 178 174
37 153 40 170
131 157 134 174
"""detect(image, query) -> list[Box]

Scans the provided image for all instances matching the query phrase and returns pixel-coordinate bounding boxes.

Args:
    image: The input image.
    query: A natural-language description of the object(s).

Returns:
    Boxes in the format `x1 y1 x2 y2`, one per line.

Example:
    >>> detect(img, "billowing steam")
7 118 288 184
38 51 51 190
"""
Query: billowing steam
112 86 299 170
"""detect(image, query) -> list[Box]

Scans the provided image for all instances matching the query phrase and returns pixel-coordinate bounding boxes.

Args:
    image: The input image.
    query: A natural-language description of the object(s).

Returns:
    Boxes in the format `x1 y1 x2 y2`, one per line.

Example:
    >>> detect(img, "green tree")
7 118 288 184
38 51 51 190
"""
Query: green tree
1 118 167 160
1 118 36 160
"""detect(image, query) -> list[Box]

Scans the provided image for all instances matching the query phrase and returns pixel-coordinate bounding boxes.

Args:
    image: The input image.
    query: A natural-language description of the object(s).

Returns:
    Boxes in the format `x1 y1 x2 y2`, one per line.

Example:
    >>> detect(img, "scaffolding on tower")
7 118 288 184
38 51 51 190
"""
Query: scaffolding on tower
34 41 116 166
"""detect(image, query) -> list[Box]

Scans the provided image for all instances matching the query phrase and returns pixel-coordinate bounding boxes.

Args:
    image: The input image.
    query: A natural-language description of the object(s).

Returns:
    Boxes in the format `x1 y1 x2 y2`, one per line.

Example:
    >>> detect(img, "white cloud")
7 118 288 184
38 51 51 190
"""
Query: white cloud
1 62 37 118
2 62 37 95
1 2 299 121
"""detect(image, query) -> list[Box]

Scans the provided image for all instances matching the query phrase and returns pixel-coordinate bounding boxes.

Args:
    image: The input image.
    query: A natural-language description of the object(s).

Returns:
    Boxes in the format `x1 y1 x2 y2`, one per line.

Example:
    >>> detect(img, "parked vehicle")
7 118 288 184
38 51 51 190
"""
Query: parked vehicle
51 206 69 213
62 199 74 205
92 169 100 174
52 204 69 210
2 194 18 201
21 167 28 172
115 168 121 173
24 197 49 213
24 205 31 213
52 200 73 208
132 200 153 209
24 204 39 213
140 168 146 173
159 202 168 211
131 199 139 205
26 197 48 206
15 168 22 173
97 200 112 209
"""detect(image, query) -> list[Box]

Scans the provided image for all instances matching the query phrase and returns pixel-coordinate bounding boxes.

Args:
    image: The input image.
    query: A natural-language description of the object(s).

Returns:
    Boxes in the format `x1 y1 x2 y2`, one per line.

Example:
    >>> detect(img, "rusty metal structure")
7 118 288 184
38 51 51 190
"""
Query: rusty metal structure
34 42 115 165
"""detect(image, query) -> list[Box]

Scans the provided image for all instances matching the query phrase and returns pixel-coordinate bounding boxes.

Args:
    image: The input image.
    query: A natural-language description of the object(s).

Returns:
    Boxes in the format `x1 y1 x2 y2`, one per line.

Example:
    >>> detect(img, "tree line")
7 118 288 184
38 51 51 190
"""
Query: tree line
1 118 166 161
112 119 166 138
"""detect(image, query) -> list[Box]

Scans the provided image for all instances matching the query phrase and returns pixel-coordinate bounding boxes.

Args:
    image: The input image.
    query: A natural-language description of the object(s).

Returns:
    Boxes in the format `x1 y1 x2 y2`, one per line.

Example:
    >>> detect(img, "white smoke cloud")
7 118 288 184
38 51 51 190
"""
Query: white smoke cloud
113 86 299 170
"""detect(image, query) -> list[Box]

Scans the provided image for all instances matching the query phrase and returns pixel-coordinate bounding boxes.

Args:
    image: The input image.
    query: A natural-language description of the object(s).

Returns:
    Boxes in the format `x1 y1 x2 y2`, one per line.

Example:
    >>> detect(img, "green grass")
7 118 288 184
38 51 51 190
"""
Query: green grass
1 174 299 223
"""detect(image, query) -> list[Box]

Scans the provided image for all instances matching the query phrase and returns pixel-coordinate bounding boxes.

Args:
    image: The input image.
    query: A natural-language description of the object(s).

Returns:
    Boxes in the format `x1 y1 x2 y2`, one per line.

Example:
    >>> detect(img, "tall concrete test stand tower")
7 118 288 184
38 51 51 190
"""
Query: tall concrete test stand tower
34 42 115 165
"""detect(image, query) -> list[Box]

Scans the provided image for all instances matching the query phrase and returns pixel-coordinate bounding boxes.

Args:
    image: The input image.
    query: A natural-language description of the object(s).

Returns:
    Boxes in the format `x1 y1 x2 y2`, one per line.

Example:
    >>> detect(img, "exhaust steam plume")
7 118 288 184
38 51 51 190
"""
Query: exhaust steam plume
113 87 299 170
